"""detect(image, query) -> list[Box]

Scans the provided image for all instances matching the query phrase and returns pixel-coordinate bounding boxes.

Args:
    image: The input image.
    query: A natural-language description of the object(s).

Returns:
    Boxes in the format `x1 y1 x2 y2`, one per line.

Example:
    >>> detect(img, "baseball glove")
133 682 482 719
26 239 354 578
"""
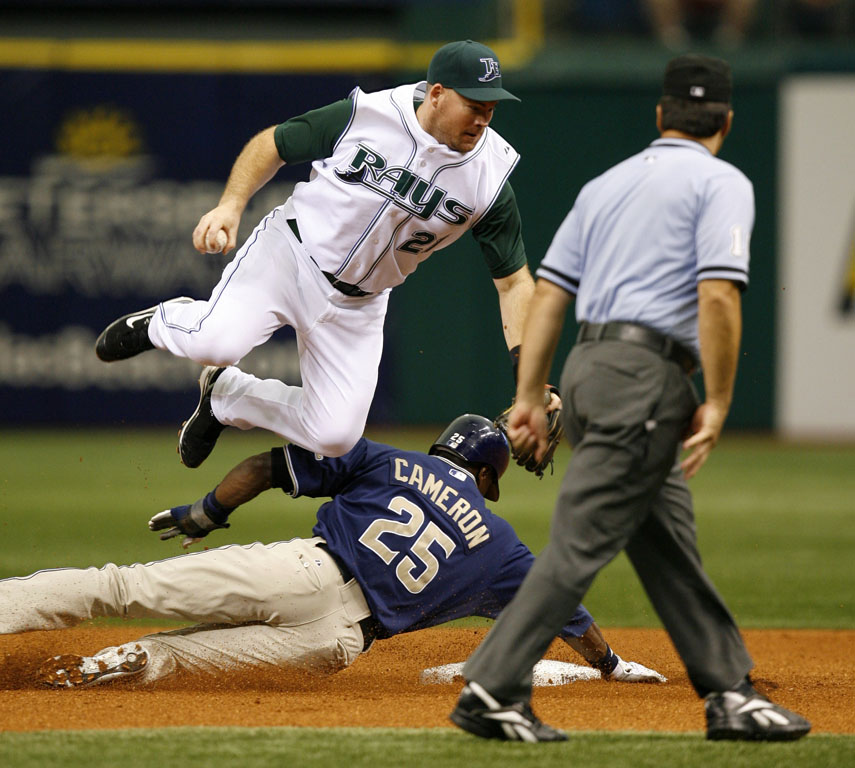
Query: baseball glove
495 385 564 478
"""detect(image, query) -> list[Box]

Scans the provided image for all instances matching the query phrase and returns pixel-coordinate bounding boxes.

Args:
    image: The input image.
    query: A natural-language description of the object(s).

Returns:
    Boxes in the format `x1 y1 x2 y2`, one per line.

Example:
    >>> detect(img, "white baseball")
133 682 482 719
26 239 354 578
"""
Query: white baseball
206 229 228 253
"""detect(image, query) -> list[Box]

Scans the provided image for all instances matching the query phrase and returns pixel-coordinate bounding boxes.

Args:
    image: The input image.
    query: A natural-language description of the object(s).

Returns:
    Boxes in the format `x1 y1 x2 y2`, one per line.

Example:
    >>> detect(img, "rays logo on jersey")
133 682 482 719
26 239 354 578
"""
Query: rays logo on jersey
334 143 474 224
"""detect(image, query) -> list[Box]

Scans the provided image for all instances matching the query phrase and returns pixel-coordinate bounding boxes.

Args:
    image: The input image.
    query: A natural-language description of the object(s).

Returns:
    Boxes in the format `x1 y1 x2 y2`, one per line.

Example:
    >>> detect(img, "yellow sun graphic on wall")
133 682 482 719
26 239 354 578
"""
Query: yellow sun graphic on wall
55 105 144 168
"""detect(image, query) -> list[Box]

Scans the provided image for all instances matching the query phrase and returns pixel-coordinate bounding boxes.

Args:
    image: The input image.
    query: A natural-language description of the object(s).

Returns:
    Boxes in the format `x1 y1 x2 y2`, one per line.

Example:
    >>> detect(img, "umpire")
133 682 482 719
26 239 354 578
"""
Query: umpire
450 54 812 742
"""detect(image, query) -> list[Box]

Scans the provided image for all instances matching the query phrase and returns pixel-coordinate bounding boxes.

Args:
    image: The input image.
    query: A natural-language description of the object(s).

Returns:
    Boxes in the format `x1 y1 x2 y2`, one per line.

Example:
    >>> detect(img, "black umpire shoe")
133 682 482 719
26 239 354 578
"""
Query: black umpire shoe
450 681 568 742
178 365 227 468
95 297 193 362
705 678 811 741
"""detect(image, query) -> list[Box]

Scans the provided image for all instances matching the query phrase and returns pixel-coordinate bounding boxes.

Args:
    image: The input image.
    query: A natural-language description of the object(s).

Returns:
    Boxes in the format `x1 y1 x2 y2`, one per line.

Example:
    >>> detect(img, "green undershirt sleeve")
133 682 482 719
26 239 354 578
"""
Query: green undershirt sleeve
472 181 528 279
273 98 355 165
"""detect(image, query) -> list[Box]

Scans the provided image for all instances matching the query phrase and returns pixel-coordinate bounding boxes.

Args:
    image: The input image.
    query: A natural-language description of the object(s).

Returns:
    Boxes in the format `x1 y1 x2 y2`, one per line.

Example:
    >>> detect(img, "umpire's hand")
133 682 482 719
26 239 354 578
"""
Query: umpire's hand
681 401 727 479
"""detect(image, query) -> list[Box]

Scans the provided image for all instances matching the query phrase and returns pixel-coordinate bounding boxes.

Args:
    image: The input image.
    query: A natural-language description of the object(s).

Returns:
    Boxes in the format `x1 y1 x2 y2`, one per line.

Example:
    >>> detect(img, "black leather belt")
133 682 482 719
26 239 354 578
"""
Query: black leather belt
577 321 697 375
315 542 383 650
286 218 372 298
322 272 372 297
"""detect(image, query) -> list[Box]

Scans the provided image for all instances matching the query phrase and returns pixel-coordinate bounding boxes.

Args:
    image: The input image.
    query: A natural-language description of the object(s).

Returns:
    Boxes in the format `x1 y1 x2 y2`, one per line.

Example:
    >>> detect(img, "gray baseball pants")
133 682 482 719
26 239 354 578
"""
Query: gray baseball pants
463 340 753 701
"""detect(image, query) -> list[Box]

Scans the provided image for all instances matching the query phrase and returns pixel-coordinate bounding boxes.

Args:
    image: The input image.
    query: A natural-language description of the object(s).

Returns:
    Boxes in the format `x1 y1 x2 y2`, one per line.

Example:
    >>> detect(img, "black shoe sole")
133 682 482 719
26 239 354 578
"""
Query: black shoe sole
449 708 505 740
178 366 225 468
707 726 811 742
449 707 568 742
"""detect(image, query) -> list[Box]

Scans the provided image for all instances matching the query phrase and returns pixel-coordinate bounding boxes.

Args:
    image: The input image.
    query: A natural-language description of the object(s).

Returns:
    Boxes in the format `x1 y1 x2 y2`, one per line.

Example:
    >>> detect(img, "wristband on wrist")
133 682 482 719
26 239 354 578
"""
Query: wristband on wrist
202 489 235 525
591 645 619 675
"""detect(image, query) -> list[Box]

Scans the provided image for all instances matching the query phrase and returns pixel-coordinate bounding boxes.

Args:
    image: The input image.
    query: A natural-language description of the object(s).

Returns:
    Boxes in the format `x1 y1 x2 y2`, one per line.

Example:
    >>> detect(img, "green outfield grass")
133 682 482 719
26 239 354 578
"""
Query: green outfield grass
0 728 853 768
1 427 852 628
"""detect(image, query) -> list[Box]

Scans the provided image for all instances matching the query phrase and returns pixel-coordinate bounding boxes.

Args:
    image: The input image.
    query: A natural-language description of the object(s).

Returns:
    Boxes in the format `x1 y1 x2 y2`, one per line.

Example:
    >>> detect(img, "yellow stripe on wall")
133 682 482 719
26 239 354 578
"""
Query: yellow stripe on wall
0 36 537 74
0 1 542 74
0 37 400 73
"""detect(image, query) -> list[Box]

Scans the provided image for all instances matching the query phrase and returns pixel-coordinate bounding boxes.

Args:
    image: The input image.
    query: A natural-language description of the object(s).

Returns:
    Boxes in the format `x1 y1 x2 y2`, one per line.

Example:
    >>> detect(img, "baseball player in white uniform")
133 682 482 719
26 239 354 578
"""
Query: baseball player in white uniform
95 40 535 468
0 415 664 688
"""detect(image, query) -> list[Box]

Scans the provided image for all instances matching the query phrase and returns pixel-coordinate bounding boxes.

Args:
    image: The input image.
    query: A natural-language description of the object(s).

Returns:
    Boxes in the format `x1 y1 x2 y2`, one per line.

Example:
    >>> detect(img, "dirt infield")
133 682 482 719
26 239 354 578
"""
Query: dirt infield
1 627 852 733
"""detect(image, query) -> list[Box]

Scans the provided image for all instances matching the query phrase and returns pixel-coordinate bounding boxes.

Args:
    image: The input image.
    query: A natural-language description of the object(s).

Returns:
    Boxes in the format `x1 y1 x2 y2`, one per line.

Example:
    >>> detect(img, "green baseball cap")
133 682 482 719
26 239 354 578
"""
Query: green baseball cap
427 39 520 103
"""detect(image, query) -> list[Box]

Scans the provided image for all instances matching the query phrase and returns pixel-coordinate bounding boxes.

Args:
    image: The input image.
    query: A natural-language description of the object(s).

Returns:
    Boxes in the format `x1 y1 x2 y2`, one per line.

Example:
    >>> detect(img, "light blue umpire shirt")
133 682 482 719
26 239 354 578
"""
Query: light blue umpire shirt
537 138 754 359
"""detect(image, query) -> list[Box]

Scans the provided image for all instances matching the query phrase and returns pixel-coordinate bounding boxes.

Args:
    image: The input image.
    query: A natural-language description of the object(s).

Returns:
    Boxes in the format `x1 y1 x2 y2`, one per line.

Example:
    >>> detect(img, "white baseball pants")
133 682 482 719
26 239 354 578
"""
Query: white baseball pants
148 204 390 457
0 538 371 681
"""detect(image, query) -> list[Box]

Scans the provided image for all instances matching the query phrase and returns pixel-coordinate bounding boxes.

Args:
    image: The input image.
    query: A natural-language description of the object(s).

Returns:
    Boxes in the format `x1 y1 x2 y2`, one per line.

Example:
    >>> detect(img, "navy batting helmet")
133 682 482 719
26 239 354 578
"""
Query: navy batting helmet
429 414 510 502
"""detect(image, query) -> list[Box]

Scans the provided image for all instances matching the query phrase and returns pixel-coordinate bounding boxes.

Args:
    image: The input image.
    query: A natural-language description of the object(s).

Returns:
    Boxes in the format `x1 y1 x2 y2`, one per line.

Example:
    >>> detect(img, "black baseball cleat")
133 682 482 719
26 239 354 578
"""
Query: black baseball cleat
179 365 227 468
705 678 811 741
450 681 568 742
95 297 193 362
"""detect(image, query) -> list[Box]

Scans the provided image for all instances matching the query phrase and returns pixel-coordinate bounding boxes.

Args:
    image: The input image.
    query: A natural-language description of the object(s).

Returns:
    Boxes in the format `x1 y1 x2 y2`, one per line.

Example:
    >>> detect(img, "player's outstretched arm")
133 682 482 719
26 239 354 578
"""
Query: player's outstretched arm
148 451 274 548
562 622 666 683
192 126 285 255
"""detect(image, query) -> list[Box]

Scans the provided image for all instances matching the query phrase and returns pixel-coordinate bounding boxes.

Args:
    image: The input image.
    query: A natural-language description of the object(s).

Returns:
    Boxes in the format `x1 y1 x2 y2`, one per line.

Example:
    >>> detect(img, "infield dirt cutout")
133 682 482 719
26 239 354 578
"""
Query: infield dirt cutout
1 627 852 733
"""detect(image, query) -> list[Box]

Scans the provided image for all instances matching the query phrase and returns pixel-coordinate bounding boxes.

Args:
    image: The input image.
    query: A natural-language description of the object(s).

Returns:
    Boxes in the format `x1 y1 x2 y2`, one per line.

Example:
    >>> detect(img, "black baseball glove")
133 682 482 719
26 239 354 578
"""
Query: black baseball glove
494 385 564 478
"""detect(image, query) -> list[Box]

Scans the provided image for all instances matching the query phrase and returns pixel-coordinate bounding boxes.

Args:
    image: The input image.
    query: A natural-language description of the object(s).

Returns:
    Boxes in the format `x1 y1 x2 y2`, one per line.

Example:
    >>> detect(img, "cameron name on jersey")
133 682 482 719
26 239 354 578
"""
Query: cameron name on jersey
335 143 474 224
391 457 490 548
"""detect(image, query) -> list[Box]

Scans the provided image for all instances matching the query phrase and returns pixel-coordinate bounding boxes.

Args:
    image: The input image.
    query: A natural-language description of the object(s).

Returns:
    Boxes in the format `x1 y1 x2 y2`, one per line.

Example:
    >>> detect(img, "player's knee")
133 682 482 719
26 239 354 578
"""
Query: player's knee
306 422 362 458
311 434 360 458
185 330 251 367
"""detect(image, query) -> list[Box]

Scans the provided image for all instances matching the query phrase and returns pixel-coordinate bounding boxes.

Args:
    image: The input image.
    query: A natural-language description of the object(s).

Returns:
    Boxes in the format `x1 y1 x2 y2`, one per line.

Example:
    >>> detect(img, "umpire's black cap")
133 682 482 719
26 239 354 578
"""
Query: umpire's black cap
663 54 732 103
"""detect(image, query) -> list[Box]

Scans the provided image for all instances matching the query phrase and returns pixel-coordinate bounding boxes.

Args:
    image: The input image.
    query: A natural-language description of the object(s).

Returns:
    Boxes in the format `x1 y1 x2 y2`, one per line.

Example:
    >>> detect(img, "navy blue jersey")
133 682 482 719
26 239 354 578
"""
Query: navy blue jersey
284 438 593 638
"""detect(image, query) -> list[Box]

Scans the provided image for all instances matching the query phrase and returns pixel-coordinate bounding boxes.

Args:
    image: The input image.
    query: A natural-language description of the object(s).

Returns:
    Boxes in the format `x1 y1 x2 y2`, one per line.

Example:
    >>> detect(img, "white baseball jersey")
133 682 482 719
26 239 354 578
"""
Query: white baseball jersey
288 82 520 293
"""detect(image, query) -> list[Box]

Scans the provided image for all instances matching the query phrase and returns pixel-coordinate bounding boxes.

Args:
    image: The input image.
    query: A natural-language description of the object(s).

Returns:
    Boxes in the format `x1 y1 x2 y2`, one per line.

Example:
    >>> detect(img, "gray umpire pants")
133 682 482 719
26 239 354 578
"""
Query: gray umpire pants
463 340 753 701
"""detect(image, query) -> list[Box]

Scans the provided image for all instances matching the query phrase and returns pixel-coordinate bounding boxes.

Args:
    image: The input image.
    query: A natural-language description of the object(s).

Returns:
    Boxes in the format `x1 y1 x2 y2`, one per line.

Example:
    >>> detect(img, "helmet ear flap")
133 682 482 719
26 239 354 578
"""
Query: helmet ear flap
480 465 501 502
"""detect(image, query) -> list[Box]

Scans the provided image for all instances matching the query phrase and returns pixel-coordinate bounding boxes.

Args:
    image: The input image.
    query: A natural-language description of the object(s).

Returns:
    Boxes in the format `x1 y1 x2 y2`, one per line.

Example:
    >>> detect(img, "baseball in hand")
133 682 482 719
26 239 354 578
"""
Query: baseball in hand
206 229 228 253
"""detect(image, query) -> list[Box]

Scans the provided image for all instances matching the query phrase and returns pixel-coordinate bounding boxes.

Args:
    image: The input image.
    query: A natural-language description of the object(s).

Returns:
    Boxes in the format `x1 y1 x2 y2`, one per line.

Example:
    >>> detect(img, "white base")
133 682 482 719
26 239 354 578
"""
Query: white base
420 659 600 686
